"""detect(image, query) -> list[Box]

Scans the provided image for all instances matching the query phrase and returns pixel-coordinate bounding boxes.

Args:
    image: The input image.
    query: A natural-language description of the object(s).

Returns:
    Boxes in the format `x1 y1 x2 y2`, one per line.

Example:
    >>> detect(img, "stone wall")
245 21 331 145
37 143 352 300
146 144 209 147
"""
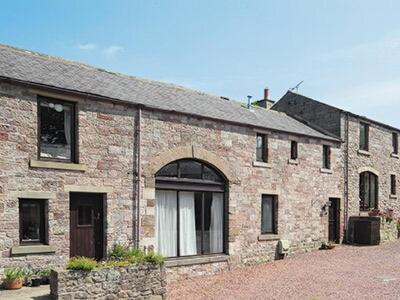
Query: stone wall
0 82 137 272
50 264 166 299
272 92 342 137
343 114 400 222
139 110 343 274
0 82 343 281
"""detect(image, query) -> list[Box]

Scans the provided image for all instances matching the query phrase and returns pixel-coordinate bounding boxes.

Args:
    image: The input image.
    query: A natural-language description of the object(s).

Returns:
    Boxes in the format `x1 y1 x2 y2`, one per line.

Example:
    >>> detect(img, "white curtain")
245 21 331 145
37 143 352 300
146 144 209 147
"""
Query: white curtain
64 108 71 146
210 193 223 253
155 190 177 257
179 191 197 256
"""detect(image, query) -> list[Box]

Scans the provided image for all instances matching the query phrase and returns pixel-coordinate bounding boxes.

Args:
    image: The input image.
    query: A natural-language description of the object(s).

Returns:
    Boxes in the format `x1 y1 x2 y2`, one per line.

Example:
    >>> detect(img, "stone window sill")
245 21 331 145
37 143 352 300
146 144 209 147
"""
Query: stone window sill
11 245 56 256
253 161 272 169
391 153 399 159
320 168 333 174
30 159 86 171
258 234 280 241
357 149 371 156
390 194 398 199
165 254 229 268
288 159 298 165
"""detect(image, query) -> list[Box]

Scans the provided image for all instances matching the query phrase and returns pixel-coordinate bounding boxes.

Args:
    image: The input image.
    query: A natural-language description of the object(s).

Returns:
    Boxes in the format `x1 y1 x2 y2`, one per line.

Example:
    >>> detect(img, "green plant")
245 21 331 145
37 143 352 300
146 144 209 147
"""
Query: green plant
144 252 165 265
4 268 25 281
66 257 98 271
109 244 129 261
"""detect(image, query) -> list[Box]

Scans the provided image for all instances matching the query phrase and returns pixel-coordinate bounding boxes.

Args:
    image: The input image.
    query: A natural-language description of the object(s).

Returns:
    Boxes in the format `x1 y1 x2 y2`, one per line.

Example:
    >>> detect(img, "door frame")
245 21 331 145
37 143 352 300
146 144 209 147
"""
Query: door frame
328 198 340 243
69 192 107 260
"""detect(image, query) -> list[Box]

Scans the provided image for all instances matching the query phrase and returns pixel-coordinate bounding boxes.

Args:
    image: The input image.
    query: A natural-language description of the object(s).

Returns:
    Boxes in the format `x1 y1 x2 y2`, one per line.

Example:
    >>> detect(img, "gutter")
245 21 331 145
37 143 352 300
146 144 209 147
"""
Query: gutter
135 106 142 248
343 112 350 242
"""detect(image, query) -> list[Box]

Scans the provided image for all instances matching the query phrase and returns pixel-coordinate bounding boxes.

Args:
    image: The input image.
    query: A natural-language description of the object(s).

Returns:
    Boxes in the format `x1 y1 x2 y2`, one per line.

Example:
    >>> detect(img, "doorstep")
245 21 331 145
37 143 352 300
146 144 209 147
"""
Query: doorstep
165 255 229 267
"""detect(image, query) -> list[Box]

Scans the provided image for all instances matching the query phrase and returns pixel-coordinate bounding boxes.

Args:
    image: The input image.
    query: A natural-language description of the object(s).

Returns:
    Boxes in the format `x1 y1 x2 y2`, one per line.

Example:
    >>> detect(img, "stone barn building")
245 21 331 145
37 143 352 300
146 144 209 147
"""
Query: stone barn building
274 91 400 244
0 45 343 280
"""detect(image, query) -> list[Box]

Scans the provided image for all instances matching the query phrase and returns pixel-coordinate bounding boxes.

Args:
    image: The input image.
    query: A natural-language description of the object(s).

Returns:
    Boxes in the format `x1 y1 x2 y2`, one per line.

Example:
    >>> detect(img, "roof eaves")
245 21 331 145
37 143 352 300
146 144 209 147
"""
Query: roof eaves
0 75 339 143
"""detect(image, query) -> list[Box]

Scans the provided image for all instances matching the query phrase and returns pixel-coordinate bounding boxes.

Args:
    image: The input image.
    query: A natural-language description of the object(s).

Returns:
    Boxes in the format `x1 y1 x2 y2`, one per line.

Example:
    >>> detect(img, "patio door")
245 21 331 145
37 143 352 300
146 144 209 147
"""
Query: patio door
70 193 105 260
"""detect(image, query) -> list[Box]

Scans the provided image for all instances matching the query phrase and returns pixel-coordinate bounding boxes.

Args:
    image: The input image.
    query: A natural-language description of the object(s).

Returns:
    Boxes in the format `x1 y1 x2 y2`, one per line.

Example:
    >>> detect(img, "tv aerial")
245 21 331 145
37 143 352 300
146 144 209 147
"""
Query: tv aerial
290 80 304 93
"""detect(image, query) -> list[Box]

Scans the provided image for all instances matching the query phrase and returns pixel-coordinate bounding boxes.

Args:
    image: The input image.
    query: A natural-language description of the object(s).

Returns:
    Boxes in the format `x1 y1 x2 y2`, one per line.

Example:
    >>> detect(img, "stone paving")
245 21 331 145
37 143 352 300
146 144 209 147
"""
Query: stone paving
168 240 400 300
0 285 50 300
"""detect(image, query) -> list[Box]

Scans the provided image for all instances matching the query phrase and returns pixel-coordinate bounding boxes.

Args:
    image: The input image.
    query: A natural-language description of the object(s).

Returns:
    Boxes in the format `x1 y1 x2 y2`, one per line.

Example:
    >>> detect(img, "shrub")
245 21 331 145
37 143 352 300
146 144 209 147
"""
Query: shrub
4 267 25 281
144 252 165 265
66 257 98 271
109 244 129 261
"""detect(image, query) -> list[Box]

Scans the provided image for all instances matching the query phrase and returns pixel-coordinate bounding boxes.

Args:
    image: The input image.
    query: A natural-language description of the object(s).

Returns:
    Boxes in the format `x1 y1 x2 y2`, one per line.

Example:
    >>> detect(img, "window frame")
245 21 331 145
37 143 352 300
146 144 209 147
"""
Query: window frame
392 132 398 155
359 172 378 211
155 160 228 258
290 141 298 160
391 174 397 195
256 133 268 163
322 145 331 169
261 195 278 235
19 199 48 245
37 96 78 163
359 122 370 151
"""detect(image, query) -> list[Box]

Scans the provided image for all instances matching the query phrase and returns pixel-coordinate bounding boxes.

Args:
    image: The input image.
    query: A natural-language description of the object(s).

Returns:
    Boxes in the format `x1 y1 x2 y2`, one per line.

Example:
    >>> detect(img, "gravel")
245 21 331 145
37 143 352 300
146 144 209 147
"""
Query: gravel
168 240 400 300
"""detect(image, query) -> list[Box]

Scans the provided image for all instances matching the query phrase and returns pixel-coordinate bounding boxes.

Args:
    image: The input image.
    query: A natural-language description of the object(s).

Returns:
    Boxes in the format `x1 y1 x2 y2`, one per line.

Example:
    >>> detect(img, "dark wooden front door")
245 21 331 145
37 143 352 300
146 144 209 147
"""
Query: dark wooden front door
70 193 104 260
328 198 340 243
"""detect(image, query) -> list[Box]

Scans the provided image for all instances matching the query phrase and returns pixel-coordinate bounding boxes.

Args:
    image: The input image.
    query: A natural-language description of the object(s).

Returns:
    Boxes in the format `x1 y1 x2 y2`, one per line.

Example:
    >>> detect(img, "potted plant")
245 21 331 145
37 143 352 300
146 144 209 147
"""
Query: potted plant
368 209 380 217
3 267 25 290
30 269 42 287
39 268 51 285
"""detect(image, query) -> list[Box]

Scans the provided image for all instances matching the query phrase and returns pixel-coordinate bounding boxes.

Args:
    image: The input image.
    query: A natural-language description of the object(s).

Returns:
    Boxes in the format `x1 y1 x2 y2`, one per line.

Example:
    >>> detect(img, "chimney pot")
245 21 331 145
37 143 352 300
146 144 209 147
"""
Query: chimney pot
264 88 269 100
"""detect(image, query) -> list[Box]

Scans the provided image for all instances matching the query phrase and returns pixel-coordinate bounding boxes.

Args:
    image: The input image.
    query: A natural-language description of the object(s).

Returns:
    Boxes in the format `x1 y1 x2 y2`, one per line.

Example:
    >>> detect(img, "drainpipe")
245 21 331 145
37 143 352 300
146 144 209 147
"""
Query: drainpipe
135 106 142 249
343 112 350 242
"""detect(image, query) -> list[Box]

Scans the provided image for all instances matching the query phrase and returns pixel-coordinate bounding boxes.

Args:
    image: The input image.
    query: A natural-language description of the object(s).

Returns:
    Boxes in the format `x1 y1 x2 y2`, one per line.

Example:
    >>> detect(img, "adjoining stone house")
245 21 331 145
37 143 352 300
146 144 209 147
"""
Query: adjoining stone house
273 91 400 243
0 45 342 281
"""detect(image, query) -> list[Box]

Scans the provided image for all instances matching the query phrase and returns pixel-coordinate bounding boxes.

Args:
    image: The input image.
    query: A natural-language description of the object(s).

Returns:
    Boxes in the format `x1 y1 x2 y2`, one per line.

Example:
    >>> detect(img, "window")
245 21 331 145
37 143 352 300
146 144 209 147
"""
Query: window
155 160 226 258
359 172 378 210
256 133 268 162
359 123 369 151
39 97 76 162
322 145 331 169
78 206 93 226
290 141 298 160
391 175 396 195
261 195 277 234
392 132 398 154
19 199 47 244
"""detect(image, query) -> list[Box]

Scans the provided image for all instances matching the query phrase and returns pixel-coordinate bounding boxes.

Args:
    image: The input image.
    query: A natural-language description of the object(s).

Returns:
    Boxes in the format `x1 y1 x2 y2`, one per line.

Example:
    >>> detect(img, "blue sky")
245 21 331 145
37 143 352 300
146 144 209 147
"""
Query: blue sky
1 1 400 126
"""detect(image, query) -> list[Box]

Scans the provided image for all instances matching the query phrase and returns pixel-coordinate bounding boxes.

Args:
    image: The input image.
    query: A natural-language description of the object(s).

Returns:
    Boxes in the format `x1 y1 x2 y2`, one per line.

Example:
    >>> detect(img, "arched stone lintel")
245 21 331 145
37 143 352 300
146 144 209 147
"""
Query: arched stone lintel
143 145 240 185
358 166 380 177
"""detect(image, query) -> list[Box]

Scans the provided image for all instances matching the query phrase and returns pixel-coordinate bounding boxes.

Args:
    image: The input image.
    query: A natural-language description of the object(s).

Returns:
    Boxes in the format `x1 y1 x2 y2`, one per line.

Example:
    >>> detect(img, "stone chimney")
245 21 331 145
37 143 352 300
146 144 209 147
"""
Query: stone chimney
254 88 275 109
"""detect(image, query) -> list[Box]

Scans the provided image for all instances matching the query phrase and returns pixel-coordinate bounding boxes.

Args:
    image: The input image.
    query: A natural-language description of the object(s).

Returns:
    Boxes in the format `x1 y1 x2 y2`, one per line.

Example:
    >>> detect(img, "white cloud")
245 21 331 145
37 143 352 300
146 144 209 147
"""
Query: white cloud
76 43 97 50
103 45 124 56
319 30 400 64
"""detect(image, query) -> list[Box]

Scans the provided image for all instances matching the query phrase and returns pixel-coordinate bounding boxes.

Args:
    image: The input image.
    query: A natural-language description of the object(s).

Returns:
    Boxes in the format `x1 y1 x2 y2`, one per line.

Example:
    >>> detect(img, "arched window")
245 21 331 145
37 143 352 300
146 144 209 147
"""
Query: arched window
155 159 227 258
359 171 378 211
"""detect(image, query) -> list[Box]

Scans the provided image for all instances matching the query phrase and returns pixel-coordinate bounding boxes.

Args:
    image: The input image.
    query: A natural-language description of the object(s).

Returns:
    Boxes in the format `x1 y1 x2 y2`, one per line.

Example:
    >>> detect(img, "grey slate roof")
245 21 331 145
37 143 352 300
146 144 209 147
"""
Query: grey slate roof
0 44 338 141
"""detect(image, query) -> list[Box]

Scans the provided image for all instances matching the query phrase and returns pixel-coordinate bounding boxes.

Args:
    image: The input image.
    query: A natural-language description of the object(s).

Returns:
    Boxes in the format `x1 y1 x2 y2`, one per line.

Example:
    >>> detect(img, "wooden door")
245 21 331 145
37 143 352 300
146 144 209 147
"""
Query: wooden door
70 193 104 260
328 198 340 243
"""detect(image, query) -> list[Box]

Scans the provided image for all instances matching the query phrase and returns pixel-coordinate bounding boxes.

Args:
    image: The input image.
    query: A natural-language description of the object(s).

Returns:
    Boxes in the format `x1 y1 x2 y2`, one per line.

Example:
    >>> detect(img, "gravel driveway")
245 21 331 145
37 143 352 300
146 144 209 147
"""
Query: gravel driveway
168 240 400 300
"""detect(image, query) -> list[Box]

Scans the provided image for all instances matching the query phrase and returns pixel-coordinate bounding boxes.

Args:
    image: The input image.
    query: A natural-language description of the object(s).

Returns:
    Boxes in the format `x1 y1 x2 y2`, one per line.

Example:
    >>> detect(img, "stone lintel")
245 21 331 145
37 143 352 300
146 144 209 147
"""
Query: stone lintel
9 191 56 199
64 185 112 193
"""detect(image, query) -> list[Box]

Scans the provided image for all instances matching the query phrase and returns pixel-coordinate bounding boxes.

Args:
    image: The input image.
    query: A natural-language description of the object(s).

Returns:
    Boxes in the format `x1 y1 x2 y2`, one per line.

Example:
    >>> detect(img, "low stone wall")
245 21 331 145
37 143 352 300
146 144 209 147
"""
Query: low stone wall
380 219 398 242
50 263 166 299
